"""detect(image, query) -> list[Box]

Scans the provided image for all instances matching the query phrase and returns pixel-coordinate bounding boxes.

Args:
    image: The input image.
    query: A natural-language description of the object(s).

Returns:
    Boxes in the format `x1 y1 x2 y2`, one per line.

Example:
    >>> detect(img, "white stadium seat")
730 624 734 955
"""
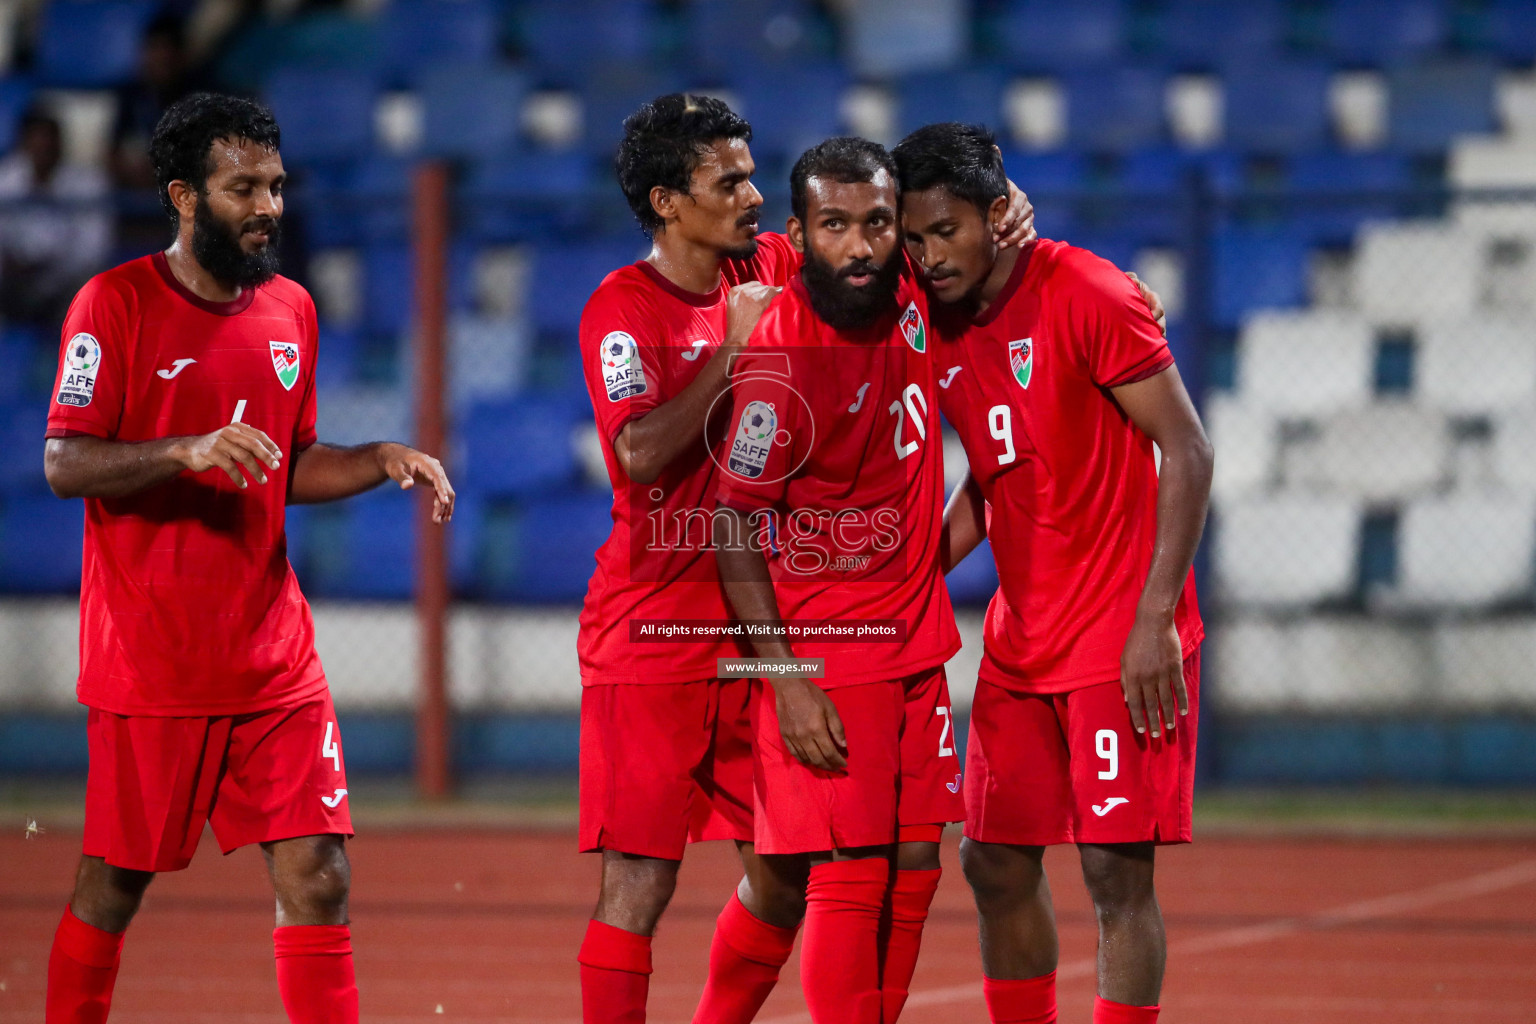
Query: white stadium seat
1212 614 1430 711
1492 405 1536 493
1236 310 1374 416
1215 494 1363 606
1416 315 1536 415
1204 393 1276 500
1395 493 1536 607
1434 619 1536 708
1354 222 1483 328
1290 402 1450 501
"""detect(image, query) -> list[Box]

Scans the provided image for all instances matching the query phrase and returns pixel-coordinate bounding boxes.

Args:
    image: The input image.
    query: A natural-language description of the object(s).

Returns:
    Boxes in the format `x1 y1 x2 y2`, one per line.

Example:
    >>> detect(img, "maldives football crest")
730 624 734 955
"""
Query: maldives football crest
899 302 926 353
1009 337 1033 389
270 340 301 391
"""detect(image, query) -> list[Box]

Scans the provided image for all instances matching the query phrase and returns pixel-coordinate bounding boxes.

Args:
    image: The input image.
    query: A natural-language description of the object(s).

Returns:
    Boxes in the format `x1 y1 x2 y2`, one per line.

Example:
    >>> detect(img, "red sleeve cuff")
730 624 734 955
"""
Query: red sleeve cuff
1103 350 1174 389
44 425 107 440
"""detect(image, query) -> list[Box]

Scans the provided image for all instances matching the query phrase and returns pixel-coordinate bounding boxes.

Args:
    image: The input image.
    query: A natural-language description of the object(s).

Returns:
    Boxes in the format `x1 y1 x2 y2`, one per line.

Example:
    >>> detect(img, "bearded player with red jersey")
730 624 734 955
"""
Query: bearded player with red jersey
40 94 454 1024
893 123 1212 1024
712 137 965 1024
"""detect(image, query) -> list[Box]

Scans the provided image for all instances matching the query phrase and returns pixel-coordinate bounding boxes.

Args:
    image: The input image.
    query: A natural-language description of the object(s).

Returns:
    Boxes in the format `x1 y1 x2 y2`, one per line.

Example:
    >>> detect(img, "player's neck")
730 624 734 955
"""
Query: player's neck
645 234 724 296
972 245 1020 317
163 240 243 304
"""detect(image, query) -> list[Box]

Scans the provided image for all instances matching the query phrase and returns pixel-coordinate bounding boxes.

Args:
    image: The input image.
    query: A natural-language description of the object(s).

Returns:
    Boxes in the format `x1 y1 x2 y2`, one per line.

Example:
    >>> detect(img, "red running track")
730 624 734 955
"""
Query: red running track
2 827 1534 1023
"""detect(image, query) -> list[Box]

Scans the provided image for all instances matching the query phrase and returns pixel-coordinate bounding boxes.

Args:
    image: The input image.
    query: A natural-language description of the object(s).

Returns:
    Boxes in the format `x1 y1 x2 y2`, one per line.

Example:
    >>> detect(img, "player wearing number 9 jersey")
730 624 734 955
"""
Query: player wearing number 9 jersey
895 124 1213 1024
40 94 454 1024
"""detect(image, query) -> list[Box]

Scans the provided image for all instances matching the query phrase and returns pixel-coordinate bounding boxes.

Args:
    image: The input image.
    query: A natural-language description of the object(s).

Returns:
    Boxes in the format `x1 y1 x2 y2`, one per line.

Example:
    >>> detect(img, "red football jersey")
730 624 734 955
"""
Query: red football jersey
577 232 800 685
45 253 326 716
715 269 961 687
935 239 1203 695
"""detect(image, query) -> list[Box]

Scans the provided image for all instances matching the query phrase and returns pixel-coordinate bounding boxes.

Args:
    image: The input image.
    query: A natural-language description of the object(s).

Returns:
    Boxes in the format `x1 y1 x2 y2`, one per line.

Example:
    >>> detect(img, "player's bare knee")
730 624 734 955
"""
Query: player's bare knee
597 852 679 929
71 856 154 930
960 839 1041 906
268 836 351 919
895 840 941 872
1078 844 1155 918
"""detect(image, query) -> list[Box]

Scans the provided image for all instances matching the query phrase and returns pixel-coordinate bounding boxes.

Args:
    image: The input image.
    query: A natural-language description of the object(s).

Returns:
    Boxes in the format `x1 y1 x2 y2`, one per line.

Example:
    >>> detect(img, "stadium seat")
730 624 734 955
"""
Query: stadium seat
35 0 156 88
732 62 850 160
0 77 32 154
1386 60 1498 155
0 403 49 494
1211 226 1312 329
1417 315 1536 416
1222 63 1332 153
347 156 416 244
1396 493 1536 608
316 326 364 389
946 538 999 606
1292 403 1450 502
1064 67 1167 152
685 0 824 74
577 66 687 156
895 66 1008 139
460 150 599 242
526 238 647 336
514 0 657 75
1204 394 1276 500
1146 0 1285 69
378 0 498 82
419 64 528 161
1214 494 1363 606
361 242 477 336
457 394 584 498
0 495 83 594
1491 405 1536 494
1481 0 1536 63
302 491 416 600
1323 0 1447 67
263 69 377 165
468 492 612 602
993 0 1128 72
1285 150 1414 245
1213 615 1428 712
1235 311 1375 416
1436 620 1536 707
1354 222 1483 328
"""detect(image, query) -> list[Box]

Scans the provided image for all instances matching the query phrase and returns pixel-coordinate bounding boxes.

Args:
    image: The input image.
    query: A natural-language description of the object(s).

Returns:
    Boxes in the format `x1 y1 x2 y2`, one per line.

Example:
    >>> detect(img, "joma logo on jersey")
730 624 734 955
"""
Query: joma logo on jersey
899 302 926 353
727 401 776 479
1009 337 1033 389
270 341 301 391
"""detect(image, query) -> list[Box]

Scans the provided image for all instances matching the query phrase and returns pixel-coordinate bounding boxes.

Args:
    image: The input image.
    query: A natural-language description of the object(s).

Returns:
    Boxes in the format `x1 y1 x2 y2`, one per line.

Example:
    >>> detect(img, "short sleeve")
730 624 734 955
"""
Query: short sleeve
45 275 132 440
722 232 802 288
294 293 319 451
579 280 668 445
1066 252 1174 389
714 345 799 513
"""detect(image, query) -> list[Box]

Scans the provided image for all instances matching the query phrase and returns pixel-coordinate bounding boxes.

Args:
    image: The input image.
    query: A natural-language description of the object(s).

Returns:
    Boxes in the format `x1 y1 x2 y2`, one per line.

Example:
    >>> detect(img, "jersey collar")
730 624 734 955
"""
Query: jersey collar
636 259 725 307
152 252 257 316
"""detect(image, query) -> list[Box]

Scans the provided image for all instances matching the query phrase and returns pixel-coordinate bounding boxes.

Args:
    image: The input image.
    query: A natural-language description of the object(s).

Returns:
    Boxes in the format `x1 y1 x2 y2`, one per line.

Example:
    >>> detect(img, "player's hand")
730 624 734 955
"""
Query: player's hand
1119 612 1187 739
1126 271 1168 336
774 677 848 771
995 179 1037 249
377 443 456 523
176 423 283 489
724 282 782 349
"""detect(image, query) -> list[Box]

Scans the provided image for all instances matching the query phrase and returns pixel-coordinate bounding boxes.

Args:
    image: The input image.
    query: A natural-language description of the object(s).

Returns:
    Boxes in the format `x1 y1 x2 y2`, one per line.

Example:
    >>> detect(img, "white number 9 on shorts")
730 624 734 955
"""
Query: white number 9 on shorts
1095 728 1118 780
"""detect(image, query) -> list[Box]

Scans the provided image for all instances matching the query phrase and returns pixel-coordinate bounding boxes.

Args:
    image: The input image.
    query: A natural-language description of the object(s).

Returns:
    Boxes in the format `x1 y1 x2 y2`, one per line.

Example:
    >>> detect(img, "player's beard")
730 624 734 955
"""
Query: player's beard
192 198 281 290
799 241 902 331
718 212 761 261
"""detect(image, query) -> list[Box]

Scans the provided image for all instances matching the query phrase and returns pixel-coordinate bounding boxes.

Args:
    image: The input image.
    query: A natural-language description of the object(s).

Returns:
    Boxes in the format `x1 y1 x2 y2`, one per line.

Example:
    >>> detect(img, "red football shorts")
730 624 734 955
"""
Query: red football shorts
965 650 1200 847
579 678 755 860
83 692 353 872
753 666 964 855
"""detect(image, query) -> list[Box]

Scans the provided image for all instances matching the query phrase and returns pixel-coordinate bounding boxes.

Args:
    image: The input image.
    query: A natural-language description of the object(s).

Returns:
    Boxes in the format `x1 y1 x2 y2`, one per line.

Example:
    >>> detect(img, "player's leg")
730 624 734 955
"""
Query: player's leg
1076 842 1163 1018
880 667 966 1022
48 710 226 1024
212 694 357 1024
962 678 1075 1024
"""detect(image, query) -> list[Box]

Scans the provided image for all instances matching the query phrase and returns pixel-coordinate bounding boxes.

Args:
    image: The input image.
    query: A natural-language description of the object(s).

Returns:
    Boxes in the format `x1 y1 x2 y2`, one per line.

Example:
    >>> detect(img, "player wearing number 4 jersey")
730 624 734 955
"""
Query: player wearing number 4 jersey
41 94 454 1024
895 125 1213 1024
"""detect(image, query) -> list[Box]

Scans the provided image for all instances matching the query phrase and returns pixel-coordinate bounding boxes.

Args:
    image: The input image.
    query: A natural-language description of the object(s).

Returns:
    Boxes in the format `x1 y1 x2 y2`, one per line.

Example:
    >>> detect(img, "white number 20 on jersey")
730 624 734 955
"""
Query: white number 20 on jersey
888 383 929 460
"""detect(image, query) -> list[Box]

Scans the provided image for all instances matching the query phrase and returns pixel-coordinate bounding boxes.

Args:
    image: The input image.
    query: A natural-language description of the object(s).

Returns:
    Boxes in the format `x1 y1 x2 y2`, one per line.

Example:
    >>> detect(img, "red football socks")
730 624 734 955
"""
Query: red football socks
982 970 1058 1024
878 867 941 1023
1093 996 1160 1024
691 892 799 1024
273 924 359 1024
46 907 124 1024
578 919 653 1024
799 858 889 1024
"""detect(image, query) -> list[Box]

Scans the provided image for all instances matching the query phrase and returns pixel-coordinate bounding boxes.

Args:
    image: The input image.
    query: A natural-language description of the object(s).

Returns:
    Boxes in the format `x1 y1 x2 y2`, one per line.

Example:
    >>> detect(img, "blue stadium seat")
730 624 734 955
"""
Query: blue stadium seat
35 0 157 88
1287 150 1414 244
0 495 83 594
301 490 416 600
0 77 33 154
263 69 377 165
458 394 584 498
1387 60 1497 154
1211 226 1311 328
1064 67 1167 152
419 64 528 161
1324 0 1447 67
895 67 1008 139
459 151 599 243
732 62 849 160
1223 63 1332 153
946 538 999 606
994 0 1128 72
511 492 613 602
686 0 823 74
316 327 363 389
1482 0 1536 63
378 0 498 82
527 239 648 336
0 403 49 494
295 163 365 248
579 66 687 156
1147 0 1285 69
515 0 657 75
361 242 478 335
1118 146 1199 194
349 156 417 243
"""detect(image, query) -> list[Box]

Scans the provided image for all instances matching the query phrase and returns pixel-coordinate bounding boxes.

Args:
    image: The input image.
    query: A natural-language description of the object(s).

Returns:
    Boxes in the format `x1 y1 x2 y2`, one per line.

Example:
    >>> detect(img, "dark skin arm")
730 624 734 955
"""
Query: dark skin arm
614 282 779 484
940 468 988 575
44 423 285 499
714 503 848 771
1110 364 1213 738
288 442 455 522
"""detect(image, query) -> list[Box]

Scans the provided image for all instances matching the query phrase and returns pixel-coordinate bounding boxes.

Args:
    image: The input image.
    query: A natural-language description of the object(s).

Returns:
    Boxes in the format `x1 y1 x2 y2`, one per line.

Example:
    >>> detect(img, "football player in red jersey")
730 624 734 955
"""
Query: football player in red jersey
41 93 453 1024
712 137 965 1024
893 123 1212 1024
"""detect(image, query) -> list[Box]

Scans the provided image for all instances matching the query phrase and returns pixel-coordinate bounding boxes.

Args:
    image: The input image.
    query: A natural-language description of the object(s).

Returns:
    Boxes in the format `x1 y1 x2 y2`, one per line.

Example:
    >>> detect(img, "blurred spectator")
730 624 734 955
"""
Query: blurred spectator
0 107 112 331
110 13 203 192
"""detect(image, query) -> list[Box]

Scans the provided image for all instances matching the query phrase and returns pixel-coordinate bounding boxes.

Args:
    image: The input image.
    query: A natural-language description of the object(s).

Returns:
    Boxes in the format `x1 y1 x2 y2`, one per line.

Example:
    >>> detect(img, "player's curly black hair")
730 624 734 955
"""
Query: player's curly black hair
789 136 899 224
615 93 753 237
891 122 1008 216
149 92 281 227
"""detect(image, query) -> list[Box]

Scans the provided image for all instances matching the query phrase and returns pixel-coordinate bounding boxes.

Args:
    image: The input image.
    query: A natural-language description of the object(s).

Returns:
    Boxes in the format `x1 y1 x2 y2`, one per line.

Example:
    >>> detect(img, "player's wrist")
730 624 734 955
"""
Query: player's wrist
1133 600 1177 627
